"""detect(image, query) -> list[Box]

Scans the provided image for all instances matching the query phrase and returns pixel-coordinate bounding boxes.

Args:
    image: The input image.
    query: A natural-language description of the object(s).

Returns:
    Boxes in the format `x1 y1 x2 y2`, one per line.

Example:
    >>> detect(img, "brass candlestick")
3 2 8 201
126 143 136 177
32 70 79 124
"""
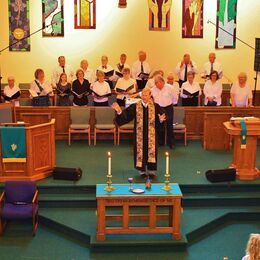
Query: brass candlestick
104 174 115 192
104 152 115 192
162 152 172 191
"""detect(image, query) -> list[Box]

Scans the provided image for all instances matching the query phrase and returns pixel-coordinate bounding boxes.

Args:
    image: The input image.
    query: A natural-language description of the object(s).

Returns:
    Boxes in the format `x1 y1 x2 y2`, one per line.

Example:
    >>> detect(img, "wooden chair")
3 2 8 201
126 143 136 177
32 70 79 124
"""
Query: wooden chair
68 107 91 145
117 120 134 145
0 103 14 124
173 107 187 146
94 107 116 145
0 181 39 236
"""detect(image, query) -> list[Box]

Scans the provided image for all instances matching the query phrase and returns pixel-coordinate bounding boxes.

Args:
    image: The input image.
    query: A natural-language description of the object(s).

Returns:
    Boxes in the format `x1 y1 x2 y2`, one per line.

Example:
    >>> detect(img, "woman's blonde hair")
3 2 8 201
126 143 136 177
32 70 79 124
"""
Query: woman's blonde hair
245 233 260 260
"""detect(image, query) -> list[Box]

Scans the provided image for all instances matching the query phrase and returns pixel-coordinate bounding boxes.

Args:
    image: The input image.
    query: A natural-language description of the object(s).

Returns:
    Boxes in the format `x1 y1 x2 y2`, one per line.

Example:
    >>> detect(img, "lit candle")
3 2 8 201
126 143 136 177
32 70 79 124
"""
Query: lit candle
165 152 169 175
108 152 112 176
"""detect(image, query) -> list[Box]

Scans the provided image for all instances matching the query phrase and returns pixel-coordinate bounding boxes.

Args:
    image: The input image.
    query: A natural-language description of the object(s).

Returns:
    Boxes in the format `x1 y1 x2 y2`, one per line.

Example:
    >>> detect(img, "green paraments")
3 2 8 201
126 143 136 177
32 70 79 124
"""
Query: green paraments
43 0 58 17
52 12 62 33
217 0 237 24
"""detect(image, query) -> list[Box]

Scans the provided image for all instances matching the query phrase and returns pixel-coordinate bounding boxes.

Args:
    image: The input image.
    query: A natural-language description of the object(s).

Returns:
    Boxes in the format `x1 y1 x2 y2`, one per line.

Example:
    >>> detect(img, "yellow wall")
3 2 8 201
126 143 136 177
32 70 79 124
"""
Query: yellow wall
0 0 259 88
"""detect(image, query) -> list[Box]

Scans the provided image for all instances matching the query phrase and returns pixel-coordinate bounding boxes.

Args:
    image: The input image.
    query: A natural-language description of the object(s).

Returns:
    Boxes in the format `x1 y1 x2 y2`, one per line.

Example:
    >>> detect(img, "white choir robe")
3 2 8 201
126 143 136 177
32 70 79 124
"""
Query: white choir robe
203 80 223 106
30 80 53 97
131 60 151 80
115 77 136 100
52 64 74 86
230 83 253 107
3 85 21 106
201 61 223 79
175 62 198 81
82 68 95 84
91 81 111 103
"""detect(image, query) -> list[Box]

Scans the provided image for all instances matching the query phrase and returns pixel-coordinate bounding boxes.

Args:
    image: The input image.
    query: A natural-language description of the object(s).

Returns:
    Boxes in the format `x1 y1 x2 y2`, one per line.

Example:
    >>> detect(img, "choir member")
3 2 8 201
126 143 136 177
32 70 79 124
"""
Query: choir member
91 71 111 106
30 69 53 106
151 75 177 149
80 59 95 84
72 69 90 106
52 56 74 86
114 53 131 79
132 51 151 90
112 88 166 178
114 68 137 107
180 71 201 106
175 53 198 86
166 73 180 106
230 72 253 107
145 70 164 89
203 71 223 106
2 76 21 106
96 55 115 89
201 53 223 79
56 73 72 106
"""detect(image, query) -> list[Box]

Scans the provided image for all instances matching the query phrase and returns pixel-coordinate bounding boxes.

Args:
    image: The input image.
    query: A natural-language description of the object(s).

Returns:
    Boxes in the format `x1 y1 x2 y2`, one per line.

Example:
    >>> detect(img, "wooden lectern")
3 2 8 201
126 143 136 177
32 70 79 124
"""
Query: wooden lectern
0 119 55 182
223 119 260 180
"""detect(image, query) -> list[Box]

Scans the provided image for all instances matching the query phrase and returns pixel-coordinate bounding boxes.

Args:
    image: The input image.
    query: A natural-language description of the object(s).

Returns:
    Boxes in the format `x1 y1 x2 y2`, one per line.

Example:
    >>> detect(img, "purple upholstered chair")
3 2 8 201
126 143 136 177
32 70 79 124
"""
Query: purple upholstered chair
0 181 39 236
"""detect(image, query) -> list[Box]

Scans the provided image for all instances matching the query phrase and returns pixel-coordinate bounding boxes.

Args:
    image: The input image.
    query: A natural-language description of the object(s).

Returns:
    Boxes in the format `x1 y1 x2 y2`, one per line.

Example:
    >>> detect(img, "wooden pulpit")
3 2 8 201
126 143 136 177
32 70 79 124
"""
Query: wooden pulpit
0 119 55 182
223 118 260 180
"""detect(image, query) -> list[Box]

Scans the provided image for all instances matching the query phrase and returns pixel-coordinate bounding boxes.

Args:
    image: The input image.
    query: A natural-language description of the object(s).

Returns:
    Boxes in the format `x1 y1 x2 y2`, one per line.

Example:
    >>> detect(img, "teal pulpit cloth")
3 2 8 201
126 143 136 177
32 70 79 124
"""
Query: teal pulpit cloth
96 183 182 197
0 126 26 162
240 119 247 149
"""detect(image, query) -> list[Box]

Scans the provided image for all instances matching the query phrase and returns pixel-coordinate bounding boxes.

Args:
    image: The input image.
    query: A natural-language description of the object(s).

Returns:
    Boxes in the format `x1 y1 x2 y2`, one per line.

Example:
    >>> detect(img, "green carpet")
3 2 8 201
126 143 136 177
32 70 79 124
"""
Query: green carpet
37 140 260 186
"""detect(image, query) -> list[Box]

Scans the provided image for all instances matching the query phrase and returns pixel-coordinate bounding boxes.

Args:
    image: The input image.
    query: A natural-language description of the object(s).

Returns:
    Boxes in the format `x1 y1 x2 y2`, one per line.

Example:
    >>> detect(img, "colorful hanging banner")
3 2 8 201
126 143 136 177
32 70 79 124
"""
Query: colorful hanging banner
74 0 96 29
182 0 203 38
42 0 64 37
215 0 237 49
9 0 30 52
148 0 172 31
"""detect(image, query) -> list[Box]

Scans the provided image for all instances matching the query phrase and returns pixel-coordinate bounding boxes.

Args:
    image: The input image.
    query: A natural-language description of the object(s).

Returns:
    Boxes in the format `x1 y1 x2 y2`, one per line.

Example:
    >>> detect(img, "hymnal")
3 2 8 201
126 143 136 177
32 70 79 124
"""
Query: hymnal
182 89 200 98
91 89 111 98
116 84 135 93
138 72 149 80
2 91 21 101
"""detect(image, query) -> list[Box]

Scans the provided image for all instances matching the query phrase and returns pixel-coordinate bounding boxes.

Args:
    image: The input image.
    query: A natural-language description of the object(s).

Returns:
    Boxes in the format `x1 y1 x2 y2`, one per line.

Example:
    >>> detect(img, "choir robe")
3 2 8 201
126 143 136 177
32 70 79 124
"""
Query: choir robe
115 102 164 171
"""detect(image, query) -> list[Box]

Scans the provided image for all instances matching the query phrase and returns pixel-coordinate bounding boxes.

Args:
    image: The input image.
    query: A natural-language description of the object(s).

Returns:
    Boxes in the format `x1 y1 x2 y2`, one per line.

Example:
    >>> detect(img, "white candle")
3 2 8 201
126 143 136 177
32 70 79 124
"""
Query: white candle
165 152 169 175
108 152 112 176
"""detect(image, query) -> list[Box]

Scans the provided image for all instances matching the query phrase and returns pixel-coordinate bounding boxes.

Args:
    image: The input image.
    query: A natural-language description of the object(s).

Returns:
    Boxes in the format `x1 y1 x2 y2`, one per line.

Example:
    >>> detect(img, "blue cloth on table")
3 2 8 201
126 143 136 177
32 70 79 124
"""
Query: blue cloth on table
96 183 182 197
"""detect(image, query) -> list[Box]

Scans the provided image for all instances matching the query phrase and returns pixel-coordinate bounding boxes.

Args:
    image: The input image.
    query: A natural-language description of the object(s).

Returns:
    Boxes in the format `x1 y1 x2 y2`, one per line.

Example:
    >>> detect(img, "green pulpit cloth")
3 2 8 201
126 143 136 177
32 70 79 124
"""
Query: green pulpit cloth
0 127 26 162
240 120 247 149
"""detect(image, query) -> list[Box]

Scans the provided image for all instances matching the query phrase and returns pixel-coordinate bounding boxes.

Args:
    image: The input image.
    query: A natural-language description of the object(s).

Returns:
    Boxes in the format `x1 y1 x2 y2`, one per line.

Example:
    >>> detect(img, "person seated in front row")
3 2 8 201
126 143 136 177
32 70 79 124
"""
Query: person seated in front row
145 70 164 89
230 72 253 107
72 69 90 106
80 59 95 85
30 69 53 106
56 73 72 106
96 55 115 89
180 71 201 106
2 76 21 106
203 70 223 106
114 53 131 80
166 73 180 106
114 68 137 107
91 71 111 106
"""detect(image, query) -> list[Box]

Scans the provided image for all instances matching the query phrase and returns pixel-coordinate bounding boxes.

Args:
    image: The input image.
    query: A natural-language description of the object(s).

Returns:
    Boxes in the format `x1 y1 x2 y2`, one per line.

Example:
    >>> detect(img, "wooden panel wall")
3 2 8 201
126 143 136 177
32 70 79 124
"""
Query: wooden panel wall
15 106 260 141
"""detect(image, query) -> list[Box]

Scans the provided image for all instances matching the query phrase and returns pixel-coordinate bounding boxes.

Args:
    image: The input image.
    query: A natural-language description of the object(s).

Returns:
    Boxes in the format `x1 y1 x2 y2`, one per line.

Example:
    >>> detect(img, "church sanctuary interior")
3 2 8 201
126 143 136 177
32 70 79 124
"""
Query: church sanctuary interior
1 0 260 259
